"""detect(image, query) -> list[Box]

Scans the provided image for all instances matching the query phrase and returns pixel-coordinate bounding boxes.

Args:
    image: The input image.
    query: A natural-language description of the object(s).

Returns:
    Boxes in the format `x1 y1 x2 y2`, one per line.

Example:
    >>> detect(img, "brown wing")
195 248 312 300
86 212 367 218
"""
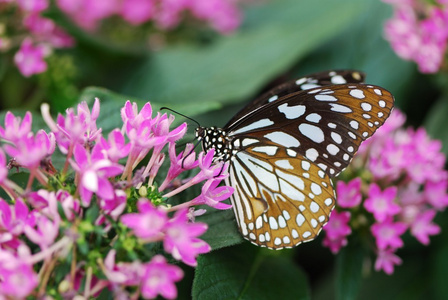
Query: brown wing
226 143 335 249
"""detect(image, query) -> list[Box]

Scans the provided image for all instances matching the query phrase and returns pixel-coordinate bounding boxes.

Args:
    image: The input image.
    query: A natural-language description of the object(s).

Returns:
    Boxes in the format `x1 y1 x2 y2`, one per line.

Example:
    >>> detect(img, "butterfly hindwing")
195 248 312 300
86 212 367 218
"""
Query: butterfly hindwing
227 143 335 249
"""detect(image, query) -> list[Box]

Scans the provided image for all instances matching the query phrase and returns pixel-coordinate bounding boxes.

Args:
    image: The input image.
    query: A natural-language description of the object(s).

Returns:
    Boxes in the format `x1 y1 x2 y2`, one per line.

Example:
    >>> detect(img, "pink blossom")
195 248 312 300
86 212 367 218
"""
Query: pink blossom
24 213 60 249
120 0 155 25
322 210 351 253
98 129 131 163
192 149 228 183
323 210 351 240
3 129 55 170
70 143 124 206
104 250 142 286
57 0 119 31
371 220 407 250
322 234 349 254
121 200 168 239
159 143 198 191
14 38 48 77
0 198 31 248
424 180 448 210
140 255 183 299
191 178 233 209
23 14 74 48
164 209 210 266
410 210 440 245
364 184 400 222
0 250 38 298
0 111 32 143
374 249 402 275
17 0 48 13
42 98 101 155
0 149 8 184
336 178 362 208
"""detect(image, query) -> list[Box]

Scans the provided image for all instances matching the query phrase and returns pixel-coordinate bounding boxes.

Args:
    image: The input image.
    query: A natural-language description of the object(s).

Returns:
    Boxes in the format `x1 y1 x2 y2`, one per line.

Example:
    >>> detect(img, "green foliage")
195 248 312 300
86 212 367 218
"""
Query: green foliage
193 244 310 300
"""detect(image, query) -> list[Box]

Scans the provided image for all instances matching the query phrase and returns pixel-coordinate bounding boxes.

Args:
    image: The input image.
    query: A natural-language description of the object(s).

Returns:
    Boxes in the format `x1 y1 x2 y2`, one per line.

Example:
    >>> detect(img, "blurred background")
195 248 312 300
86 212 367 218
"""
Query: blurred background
1 0 448 299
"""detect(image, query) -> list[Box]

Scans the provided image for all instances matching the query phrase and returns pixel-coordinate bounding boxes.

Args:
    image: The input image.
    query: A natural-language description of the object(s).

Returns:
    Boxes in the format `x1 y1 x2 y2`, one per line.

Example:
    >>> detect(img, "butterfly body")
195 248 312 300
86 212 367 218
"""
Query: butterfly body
196 70 394 250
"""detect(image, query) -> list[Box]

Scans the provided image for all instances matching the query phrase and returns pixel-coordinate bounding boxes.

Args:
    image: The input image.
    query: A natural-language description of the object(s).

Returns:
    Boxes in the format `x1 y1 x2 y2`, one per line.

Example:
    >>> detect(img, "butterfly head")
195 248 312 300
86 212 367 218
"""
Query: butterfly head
195 126 233 162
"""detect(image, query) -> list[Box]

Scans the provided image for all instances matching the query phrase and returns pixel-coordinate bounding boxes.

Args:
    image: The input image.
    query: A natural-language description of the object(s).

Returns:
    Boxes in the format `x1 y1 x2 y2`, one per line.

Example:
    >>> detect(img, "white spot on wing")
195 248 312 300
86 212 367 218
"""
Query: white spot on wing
315 94 338 102
232 118 274 135
305 148 319 161
305 113 322 123
252 146 278 155
299 124 325 143
278 103 306 119
331 75 346 84
268 95 278 102
264 131 300 147
350 89 365 99
275 159 294 169
330 104 352 113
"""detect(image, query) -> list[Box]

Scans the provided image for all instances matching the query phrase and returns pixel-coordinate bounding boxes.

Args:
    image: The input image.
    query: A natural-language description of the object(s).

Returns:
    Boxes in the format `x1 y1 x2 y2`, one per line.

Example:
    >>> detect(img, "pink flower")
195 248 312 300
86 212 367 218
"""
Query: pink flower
191 178 233 209
121 200 167 240
0 111 33 143
159 143 198 191
14 38 48 77
322 210 351 253
374 249 402 275
24 213 60 249
104 250 141 286
23 14 74 48
98 129 131 163
364 184 400 222
0 198 31 248
410 210 440 245
0 250 38 298
164 209 211 266
0 149 8 184
70 143 124 206
371 219 407 250
42 98 101 154
323 210 351 240
3 129 56 170
140 255 183 299
120 0 155 25
424 180 448 210
17 0 48 13
336 178 362 208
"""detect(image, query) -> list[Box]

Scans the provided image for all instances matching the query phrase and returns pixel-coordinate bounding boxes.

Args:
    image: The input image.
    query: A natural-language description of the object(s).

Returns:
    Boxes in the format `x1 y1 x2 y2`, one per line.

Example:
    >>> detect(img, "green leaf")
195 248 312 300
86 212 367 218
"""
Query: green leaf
193 244 310 300
196 209 243 251
122 0 364 109
424 95 448 155
294 0 414 107
335 242 364 300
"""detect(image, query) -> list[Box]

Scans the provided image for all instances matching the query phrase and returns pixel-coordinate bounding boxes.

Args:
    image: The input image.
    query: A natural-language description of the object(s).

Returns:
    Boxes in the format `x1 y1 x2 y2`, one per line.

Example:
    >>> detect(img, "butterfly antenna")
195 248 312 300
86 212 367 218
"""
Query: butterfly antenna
160 107 201 127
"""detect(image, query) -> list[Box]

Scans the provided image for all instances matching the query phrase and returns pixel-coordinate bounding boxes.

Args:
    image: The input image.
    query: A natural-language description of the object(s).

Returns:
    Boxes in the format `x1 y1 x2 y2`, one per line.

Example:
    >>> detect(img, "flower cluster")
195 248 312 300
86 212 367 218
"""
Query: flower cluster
56 0 242 34
323 109 447 275
1 0 246 78
0 99 233 299
0 0 74 77
383 0 448 73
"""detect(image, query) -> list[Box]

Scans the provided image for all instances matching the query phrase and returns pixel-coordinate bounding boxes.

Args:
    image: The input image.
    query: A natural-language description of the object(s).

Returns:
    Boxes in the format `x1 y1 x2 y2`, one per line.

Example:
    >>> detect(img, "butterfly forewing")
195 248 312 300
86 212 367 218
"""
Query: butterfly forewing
226 70 365 127
196 70 394 250
226 84 394 177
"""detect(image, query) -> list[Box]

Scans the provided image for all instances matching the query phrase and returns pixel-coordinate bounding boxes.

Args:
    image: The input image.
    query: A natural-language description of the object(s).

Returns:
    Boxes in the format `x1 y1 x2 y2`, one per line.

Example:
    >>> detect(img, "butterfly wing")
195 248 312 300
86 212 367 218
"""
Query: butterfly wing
223 83 393 248
226 70 365 127
227 83 394 177
227 142 335 249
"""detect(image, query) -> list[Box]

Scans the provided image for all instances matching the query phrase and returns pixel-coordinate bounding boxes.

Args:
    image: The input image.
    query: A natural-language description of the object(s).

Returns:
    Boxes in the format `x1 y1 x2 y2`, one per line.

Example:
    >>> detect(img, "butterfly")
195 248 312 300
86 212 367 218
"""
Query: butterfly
195 70 394 250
